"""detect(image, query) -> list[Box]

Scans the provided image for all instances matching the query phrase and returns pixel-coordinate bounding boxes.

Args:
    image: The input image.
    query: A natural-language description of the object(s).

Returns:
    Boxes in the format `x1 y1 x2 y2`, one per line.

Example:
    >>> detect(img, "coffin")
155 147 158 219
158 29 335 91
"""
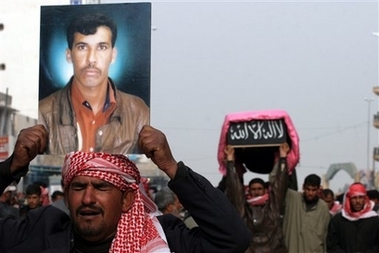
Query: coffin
217 110 300 175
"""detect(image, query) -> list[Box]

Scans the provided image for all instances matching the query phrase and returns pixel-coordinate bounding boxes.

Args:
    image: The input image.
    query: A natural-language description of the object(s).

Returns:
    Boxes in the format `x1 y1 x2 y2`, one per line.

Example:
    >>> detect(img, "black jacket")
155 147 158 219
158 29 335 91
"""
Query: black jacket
225 159 289 253
327 212 379 253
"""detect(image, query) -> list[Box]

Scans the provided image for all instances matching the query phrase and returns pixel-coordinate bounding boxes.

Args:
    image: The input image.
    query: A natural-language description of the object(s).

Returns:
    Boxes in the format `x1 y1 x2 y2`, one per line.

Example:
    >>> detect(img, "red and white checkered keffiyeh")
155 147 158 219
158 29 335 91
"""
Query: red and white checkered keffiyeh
246 193 269 206
329 201 342 216
62 151 170 253
342 183 378 221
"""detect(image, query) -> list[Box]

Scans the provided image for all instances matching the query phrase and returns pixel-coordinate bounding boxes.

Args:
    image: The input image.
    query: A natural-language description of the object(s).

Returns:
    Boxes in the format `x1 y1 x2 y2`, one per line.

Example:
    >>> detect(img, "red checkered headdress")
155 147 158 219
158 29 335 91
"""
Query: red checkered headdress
62 151 170 253
342 183 377 221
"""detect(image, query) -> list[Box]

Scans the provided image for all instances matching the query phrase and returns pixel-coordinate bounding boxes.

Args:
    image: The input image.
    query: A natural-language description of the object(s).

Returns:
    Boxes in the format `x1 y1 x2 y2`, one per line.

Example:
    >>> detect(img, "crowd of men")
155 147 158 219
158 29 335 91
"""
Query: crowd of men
1 8 379 253
0 181 66 220
222 143 379 253
1 127 379 252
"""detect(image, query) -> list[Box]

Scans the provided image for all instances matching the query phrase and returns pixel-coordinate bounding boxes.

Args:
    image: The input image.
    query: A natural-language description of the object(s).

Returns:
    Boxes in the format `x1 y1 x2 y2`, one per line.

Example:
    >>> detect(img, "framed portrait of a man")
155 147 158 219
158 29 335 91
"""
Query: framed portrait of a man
38 3 151 155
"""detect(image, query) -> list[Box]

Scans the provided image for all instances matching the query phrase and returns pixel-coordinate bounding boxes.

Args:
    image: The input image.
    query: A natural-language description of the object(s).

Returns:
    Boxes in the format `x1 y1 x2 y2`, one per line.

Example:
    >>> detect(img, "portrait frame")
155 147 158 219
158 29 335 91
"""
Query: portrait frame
39 3 151 107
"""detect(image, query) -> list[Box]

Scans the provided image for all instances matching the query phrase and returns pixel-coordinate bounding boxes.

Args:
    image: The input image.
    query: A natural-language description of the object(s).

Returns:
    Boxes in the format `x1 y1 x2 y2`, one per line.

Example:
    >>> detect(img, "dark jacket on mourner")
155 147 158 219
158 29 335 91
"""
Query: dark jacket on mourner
225 158 289 253
327 211 379 253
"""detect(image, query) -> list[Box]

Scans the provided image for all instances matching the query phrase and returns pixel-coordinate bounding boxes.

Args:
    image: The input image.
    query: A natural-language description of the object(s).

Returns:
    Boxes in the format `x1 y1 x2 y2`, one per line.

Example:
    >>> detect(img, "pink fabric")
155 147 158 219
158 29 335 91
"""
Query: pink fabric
217 110 300 175
329 201 342 216
246 193 269 206
40 186 51 206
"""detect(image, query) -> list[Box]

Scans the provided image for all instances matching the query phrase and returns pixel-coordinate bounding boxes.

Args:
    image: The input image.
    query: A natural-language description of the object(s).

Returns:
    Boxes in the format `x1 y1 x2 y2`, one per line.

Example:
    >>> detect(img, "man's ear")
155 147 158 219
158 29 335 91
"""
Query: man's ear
166 203 173 213
64 191 69 207
66 49 72 63
122 189 135 212
111 47 117 64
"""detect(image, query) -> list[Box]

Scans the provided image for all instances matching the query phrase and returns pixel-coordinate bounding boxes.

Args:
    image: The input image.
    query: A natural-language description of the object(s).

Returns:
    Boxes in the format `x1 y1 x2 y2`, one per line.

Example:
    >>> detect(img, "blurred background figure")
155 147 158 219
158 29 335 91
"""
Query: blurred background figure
141 177 155 201
367 189 379 213
19 183 42 219
154 186 198 228
283 174 330 252
15 192 26 210
51 190 64 203
34 181 50 206
51 180 69 215
0 184 19 219
327 183 379 252
154 186 183 218
224 143 291 253
321 188 342 216
245 178 268 206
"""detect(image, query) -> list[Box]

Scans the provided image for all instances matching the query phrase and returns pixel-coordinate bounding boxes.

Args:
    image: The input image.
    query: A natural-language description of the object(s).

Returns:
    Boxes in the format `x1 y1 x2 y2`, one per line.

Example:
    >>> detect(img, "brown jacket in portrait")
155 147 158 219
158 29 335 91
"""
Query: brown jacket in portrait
38 77 149 155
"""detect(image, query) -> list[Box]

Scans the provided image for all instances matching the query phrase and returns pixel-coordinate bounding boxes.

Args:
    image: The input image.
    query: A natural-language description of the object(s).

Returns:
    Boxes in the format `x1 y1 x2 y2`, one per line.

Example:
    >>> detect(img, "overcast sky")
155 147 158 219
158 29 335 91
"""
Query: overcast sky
1 0 378 192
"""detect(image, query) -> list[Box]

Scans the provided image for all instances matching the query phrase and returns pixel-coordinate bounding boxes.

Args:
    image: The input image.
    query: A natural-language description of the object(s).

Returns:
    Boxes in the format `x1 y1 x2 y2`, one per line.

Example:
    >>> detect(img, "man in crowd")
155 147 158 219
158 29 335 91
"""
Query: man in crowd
0 124 251 253
154 186 183 218
39 12 149 155
367 189 379 213
283 173 330 252
224 143 290 253
154 186 198 229
19 183 43 218
321 188 342 216
327 182 379 252
51 180 70 215
51 190 64 203
0 185 18 219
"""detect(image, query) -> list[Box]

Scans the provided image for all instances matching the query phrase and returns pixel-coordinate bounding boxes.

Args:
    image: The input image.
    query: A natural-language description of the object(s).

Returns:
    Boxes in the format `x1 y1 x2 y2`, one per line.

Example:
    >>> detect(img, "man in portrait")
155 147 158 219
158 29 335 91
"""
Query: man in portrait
38 4 151 155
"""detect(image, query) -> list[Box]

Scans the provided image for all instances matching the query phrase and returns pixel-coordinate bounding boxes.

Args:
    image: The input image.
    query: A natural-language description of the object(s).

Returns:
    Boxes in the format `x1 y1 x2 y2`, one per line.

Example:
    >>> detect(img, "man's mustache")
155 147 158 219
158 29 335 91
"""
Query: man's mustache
76 204 104 216
81 65 101 73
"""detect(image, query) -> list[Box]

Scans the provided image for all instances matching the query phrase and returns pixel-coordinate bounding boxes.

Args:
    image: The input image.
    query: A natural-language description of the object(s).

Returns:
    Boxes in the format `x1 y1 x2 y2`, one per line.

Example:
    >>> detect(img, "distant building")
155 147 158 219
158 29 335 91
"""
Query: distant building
0 91 38 160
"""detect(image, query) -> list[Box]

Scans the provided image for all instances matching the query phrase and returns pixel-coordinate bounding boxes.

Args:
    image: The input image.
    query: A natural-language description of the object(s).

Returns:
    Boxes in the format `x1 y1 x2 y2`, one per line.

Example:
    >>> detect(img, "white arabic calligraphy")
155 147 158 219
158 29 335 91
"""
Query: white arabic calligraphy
229 120 285 141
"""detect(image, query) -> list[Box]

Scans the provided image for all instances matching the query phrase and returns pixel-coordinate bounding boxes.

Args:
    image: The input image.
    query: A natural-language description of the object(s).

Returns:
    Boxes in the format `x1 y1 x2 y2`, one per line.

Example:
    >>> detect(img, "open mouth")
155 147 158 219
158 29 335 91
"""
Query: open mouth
80 210 100 215
78 209 101 218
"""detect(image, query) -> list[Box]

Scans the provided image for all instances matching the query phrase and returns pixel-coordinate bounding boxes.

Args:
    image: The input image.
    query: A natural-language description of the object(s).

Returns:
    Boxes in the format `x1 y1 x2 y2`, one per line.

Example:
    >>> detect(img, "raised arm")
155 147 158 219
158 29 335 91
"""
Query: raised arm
224 145 246 217
0 125 48 193
138 125 251 253
268 143 290 212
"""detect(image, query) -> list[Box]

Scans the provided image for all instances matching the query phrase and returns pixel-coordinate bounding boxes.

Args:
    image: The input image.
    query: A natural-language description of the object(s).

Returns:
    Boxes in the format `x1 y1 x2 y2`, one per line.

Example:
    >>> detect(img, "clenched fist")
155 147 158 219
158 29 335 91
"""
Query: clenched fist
11 125 48 175
138 125 178 179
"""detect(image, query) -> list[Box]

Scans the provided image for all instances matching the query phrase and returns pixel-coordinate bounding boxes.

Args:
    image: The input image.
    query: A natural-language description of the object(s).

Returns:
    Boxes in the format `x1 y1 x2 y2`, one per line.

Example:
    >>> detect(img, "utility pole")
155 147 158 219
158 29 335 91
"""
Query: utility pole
373 29 379 189
365 97 374 171
0 23 6 136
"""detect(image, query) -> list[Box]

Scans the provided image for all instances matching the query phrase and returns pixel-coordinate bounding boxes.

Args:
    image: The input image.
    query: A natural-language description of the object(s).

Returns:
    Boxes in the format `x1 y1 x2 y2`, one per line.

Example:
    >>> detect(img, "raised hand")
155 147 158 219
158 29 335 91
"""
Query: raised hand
138 125 178 179
224 145 235 161
11 125 48 175
279 143 290 158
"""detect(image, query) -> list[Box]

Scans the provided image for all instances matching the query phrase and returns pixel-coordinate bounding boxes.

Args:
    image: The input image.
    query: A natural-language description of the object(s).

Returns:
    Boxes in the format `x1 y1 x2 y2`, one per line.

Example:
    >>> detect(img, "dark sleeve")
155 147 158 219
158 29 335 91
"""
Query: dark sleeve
0 206 71 252
164 161 251 253
269 158 289 214
0 154 27 193
216 175 226 192
224 161 246 217
326 214 344 253
288 168 298 191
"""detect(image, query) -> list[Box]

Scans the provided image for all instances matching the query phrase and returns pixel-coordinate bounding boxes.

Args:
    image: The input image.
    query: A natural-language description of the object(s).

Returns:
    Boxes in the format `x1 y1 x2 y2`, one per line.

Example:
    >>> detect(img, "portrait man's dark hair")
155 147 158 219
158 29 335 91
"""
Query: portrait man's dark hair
66 13 118 49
